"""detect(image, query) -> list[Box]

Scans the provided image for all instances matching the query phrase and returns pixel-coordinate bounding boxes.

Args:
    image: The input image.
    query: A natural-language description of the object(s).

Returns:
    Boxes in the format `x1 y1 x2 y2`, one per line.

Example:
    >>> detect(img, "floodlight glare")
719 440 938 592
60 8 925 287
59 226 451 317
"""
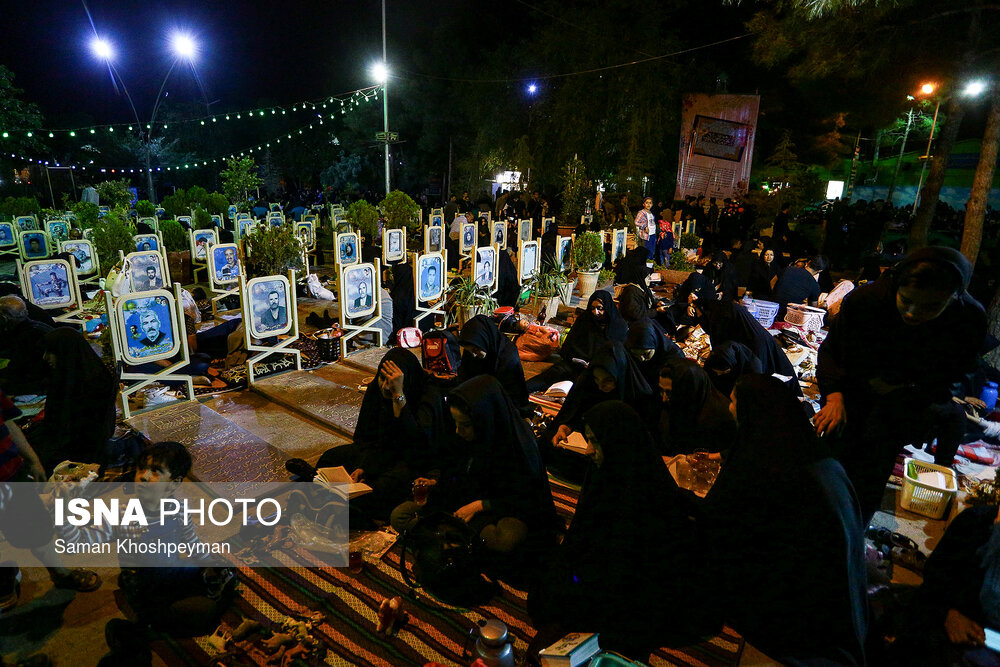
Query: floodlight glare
964 80 987 97
171 33 197 59
920 83 935 95
527 83 538 94
91 37 114 60
371 62 389 84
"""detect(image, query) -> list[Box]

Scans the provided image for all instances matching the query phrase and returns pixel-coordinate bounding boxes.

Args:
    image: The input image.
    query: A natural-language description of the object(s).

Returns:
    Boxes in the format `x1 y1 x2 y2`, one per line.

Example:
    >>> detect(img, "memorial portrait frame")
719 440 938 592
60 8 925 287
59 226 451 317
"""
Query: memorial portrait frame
424 225 443 254
474 245 498 292
518 219 533 243
61 239 100 282
338 259 383 359
336 231 360 267
240 271 301 386
19 230 52 262
383 228 405 264
492 221 507 249
18 258 83 324
519 239 540 281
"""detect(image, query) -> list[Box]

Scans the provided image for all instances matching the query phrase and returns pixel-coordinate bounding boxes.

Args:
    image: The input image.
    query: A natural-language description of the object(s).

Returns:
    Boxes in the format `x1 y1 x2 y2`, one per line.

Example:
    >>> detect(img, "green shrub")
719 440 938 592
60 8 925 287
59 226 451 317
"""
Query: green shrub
193 206 214 230
160 189 191 218
0 196 40 219
95 179 132 211
669 252 694 271
135 199 156 217
203 192 230 215
159 220 187 252
347 200 379 238
72 201 100 230
378 190 420 231
220 157 262 212
572 231 604 272
679 232 701 250
244 224 305 278
90 210 136 278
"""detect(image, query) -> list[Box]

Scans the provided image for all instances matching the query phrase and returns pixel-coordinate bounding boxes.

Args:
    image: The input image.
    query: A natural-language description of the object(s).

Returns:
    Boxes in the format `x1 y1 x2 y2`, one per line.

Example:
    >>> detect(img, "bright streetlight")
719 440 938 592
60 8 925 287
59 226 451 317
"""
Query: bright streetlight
920 82 935 95
370 62 389 84
170 33 197 60
527 83 537 94
964 80 987 97
91 37 114 61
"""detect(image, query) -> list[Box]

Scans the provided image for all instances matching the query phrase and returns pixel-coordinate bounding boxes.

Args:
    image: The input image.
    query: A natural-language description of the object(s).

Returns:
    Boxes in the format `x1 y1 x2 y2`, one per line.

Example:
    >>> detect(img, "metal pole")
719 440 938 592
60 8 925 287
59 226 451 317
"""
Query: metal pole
912 98 941 215
381 0 390 196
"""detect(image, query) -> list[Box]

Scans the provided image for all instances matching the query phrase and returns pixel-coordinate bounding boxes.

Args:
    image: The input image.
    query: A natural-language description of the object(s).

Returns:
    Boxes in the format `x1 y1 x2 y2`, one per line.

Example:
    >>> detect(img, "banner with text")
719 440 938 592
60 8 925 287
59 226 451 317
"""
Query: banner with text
674 93 760 201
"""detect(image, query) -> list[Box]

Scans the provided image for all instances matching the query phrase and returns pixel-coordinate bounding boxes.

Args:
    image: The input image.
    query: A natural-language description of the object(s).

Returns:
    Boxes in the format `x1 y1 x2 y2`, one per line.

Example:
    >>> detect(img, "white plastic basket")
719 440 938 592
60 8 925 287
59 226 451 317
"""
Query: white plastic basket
743 298 779 329
900 458 957 519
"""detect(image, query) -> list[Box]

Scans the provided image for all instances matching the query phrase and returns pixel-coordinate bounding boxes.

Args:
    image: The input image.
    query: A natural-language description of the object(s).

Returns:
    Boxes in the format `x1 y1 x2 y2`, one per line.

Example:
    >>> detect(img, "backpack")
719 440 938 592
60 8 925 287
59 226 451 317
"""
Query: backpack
421 329 461 377
399 512 498 608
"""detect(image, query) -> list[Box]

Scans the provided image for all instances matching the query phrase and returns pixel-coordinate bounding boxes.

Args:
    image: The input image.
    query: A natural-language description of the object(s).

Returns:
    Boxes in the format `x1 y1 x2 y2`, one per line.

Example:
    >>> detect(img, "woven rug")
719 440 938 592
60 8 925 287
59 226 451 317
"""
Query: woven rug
150 483 744 667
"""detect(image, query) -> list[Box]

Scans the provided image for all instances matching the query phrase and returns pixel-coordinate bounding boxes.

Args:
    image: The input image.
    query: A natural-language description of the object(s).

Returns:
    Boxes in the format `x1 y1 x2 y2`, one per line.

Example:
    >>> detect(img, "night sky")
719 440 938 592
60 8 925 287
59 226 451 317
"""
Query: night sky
0 0 463 127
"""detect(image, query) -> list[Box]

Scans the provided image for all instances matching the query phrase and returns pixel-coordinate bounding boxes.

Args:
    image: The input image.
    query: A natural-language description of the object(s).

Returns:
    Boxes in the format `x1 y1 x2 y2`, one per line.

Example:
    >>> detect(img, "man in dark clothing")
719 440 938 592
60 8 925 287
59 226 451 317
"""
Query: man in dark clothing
815 247 986 524
0 295 52 395
443 195 459 224
771 255 827 319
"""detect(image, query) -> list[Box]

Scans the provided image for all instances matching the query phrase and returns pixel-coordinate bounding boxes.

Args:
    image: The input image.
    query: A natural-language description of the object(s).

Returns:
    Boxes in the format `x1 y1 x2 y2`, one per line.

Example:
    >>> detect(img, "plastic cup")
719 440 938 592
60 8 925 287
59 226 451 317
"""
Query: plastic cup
413 480 430 506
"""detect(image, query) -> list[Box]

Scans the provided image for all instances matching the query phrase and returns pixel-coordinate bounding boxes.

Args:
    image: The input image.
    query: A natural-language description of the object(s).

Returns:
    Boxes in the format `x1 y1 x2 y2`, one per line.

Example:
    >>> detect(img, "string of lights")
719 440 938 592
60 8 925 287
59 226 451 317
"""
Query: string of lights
1 85 382 138
4 86 380 173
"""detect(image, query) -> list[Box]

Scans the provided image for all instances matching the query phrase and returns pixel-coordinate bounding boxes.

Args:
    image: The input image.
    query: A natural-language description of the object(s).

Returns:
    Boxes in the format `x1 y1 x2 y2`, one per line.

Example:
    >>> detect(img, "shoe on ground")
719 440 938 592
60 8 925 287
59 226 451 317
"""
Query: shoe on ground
285 458 317 481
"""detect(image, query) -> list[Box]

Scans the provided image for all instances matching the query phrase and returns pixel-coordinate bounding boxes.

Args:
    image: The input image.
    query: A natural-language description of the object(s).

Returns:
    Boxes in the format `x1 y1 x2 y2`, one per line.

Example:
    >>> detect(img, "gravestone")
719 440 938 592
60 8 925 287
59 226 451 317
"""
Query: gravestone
253 371 365 438
127 401 288 484
340 345 390 374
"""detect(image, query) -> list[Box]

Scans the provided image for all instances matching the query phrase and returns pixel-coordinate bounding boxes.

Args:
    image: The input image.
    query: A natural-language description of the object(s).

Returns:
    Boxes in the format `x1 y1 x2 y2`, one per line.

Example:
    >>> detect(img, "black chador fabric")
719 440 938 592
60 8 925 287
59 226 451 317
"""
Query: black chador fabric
659 357 736 455
559 291 628 364
347 348 444 473
703 374 867 666
457 315 528 410
706 251 738 303
673 270 716 304
555 342 652 433
34 328 117 469
626 318 683 389
748 255 781 298
317 348 448 516
495 249 521 308
530 401 700 650
613 248 654 303
617 284 651 323
444 376 556 532
704 341 762 398
818 246 985 403
696 299 800 395
390 260 418 336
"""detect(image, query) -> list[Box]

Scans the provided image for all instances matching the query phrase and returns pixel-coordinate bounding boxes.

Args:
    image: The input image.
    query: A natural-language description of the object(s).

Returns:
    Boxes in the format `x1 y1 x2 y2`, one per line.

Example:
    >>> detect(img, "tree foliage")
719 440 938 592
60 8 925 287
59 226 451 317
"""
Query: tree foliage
90 209 136 278
347 199 379 238
95 179 133 211
220 157 263 211
379 190 421 231
243 224 305 278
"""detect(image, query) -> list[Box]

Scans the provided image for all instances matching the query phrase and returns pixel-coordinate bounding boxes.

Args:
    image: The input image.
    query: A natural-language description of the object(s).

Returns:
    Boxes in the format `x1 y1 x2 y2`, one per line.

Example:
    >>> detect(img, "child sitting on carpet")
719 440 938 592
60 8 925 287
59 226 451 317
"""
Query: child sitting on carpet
52 442 236 666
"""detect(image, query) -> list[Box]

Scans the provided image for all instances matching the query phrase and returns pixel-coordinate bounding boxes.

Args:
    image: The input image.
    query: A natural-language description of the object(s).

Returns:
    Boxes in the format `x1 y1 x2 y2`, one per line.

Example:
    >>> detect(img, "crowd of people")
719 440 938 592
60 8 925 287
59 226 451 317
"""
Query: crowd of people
4 182 1000 665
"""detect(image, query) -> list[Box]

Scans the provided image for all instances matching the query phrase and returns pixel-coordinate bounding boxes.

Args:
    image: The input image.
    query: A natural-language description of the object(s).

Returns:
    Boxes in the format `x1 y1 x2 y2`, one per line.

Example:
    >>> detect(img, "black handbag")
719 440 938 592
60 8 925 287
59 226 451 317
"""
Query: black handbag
399 511 498 608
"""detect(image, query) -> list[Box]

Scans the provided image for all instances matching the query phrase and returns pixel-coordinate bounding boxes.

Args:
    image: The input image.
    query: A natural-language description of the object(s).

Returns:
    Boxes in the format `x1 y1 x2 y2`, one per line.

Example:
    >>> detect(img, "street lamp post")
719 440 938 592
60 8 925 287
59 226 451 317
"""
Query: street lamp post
380 0 390 196
912 83 940 215
90 33 198 203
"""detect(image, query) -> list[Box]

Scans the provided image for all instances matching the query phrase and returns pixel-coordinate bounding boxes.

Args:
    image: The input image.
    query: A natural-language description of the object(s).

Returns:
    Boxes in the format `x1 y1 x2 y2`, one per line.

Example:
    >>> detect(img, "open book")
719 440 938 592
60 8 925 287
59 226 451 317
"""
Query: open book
544 380 573 398
314 466 373 499
554 431 591 455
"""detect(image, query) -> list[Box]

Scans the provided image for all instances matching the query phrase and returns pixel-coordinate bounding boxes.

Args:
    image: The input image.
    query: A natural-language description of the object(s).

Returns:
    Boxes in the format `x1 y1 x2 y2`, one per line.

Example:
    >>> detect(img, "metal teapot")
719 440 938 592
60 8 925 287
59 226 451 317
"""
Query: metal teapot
466 619 515 667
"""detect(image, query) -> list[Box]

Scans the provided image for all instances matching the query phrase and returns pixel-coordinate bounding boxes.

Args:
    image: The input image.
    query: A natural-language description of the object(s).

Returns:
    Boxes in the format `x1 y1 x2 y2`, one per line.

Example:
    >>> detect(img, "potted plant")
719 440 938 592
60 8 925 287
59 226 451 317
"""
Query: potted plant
572 230 604 302
659 233 700 284
243 224 305 279
523 260 570 324
447 276 499 327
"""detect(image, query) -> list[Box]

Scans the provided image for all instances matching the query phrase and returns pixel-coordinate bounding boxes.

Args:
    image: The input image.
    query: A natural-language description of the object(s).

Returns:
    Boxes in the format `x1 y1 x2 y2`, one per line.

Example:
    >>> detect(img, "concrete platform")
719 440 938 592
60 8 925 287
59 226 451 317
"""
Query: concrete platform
252 369 366 438
127 400 289 483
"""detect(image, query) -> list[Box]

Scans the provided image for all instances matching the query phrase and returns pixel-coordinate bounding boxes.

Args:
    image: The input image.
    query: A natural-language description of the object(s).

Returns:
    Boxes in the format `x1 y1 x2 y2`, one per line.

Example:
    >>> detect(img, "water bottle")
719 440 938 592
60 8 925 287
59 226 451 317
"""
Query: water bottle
981 381 999 412
466 619 515 667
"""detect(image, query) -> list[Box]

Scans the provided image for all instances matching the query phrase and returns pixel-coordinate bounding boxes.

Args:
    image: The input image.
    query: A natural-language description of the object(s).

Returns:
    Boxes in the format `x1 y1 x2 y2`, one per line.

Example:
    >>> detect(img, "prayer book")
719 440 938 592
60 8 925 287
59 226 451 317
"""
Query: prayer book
557 431 591 454
544 380 574 398
538 632 600 666
313 466 373 499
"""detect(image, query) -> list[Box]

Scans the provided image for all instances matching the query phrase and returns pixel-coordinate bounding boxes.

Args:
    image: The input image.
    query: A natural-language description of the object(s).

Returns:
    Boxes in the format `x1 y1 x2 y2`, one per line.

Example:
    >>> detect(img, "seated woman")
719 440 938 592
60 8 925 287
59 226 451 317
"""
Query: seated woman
748 247 781 298
526 291 627 393
286 348 446 524
882 504 1000 664
529 401 706 658
703 374 867 665
31 328 117 471
626 318 682 389
705 251 738 303
618 283 653 324
658 358 737 455
703 341 762 398
457 315 528 412
692 298 801 396
613 247 654 304
550 342 653 448
391 376 557 578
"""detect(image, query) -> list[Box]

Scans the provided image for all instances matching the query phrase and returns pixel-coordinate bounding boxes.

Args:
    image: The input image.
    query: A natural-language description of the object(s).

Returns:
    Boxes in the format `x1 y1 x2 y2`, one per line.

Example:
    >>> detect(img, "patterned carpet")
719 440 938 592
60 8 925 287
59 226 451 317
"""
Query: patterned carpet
149 483 744 667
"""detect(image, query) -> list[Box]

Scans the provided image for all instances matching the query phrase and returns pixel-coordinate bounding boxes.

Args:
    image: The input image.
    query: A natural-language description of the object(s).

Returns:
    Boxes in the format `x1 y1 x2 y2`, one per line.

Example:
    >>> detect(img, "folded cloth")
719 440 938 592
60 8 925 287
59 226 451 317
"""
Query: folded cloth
929 440 1000 466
